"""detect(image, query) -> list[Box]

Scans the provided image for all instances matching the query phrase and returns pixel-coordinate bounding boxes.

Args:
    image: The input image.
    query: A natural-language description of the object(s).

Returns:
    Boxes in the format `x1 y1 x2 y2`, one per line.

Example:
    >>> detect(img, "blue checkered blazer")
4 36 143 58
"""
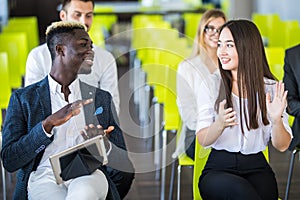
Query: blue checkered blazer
1 77 127 200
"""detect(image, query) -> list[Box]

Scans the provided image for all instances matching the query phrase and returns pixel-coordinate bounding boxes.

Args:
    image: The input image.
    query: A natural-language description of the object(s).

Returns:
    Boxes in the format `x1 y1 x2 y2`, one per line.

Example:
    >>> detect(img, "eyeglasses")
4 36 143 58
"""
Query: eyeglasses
204 25 221 36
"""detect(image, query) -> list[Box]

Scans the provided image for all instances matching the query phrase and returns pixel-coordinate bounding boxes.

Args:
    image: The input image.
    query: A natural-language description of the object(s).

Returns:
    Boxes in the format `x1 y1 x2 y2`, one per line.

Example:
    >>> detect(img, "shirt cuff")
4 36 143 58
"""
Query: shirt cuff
106 142 112 155
42 124 54 138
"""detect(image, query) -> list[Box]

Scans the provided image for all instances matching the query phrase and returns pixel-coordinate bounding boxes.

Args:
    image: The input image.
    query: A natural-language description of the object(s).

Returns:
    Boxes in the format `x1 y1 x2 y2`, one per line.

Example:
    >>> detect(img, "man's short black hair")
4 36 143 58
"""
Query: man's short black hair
61 0 95 11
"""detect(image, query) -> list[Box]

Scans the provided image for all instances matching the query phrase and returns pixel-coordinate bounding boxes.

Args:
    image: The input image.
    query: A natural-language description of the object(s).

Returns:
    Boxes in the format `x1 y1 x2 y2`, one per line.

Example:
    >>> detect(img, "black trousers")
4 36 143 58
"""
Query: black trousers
107 166 135 199
184 127 196 160
199 149 278 200
106 147 135 199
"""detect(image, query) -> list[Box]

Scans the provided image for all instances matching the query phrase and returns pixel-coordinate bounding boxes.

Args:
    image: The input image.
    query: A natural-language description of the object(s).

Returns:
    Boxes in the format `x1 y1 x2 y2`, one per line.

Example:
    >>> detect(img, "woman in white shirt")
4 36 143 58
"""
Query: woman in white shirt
176 9 226 159
197 19 292 200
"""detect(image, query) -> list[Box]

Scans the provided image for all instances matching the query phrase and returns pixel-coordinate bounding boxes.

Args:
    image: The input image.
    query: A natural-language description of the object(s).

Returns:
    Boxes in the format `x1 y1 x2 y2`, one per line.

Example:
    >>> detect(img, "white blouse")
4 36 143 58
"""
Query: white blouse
196 78 293 154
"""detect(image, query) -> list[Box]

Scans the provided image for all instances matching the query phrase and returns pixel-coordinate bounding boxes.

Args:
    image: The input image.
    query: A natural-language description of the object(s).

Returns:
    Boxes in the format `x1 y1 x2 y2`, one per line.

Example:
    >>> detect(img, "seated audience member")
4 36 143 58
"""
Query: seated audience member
196 19 292 200
1 21 134 200
176 9 226 160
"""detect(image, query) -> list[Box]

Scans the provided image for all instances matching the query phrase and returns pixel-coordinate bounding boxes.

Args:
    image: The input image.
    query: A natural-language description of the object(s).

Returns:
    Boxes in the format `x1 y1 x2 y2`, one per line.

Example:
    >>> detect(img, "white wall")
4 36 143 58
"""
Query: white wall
0 0 8 26
254 0 300 22
226 0 254 20
221 0 300 22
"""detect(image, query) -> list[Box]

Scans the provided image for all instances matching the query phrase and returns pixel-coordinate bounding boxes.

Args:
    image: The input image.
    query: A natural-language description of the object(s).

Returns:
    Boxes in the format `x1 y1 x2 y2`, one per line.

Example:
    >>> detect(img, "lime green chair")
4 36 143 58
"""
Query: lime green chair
94 4 114 13
0 32 28 89
142 63 180 199
142 64 177 111
131 15 172 50
157 37 191 70
92 14 117 32
192 139 211 200
89 16 106 48
268 19 285 47
182 13 202 46
132 14 164 29
169 119 195 200
0 52 11 110
282 20 299 49
134 28 181 64
264 47 285 80
288 115 295 127
252 13 282 47
135 29 190 72
3 16 39 51
220 0 230 16
93 5 117 33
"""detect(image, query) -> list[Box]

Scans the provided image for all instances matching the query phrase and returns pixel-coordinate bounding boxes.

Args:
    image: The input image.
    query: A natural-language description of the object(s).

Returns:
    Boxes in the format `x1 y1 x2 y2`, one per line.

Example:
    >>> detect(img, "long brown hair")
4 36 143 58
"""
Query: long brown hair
215 19 275 133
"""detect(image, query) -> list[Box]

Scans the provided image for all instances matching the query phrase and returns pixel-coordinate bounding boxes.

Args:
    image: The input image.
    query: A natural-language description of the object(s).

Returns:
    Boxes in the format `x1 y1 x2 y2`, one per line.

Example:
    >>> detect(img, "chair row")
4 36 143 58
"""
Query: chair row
0 16 39 91
89 14 118 48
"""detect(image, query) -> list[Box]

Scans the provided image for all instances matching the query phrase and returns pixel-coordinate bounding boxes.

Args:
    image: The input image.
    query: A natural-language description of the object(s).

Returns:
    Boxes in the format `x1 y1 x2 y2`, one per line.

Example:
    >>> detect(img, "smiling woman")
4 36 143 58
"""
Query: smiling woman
196 19 292 200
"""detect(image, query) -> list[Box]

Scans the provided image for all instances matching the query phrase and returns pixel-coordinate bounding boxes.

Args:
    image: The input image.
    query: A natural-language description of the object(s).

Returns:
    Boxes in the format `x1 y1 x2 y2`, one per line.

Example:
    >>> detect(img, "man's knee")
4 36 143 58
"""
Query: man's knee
107 167 135 199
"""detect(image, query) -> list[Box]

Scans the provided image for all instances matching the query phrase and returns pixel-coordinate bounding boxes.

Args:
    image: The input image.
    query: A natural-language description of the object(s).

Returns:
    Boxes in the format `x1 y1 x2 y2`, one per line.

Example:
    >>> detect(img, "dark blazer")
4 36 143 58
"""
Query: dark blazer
283 44 300 150
1 77 129 200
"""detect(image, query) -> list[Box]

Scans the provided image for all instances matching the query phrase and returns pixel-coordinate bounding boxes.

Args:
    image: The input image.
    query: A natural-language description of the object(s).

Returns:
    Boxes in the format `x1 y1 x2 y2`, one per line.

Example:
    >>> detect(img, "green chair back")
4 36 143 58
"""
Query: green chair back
264 47 284 80
193 139 211 200
0 52 11 109
182 13 202 46
3 16 39 51
142 63 180 130
0 32 28 89
89 16 106 48
283 21 300 49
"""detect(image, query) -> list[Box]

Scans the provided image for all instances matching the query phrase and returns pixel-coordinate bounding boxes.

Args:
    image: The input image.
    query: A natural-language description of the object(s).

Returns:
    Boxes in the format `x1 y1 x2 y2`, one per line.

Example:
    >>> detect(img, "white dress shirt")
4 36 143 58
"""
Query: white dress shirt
38 75 86 170
25 43 120 115
196 78 293 154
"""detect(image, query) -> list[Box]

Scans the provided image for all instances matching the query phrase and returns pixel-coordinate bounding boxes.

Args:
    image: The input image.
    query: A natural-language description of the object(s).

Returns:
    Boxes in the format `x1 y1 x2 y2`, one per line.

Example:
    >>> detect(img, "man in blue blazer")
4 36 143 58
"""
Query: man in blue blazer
283 44 300 150
1 21 134 200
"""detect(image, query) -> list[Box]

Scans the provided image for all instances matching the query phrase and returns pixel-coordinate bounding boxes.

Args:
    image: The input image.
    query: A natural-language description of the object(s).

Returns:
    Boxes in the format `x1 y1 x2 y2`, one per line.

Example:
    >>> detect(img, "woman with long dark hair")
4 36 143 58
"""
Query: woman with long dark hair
196 19 292 200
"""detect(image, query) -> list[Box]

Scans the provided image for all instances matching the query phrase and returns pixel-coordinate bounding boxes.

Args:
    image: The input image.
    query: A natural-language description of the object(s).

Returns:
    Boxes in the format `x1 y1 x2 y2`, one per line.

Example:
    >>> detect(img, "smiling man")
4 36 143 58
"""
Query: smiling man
1 21 133 200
